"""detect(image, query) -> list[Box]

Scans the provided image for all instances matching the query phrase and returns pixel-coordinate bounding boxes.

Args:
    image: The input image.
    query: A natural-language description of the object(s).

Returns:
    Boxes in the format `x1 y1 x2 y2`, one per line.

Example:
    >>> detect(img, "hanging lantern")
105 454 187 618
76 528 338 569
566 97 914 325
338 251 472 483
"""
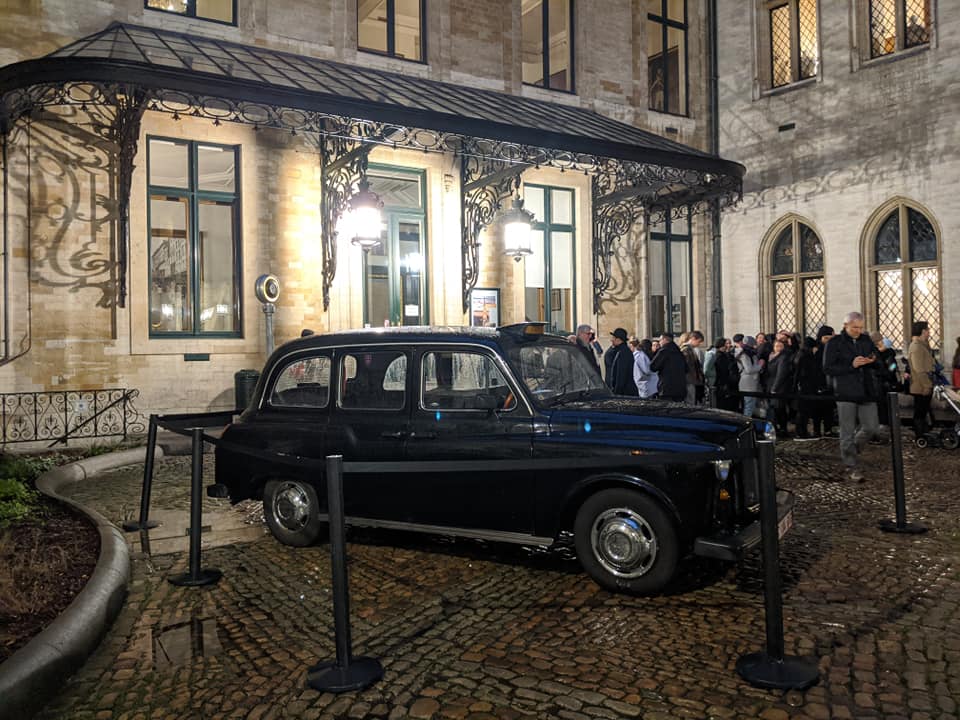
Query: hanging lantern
346 178 384 251
501 194 535 262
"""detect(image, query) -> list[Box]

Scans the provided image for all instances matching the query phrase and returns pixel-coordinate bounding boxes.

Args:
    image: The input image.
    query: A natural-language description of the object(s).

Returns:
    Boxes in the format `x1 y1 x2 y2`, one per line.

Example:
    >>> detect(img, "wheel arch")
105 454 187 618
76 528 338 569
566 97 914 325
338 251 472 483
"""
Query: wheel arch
558 472 681 535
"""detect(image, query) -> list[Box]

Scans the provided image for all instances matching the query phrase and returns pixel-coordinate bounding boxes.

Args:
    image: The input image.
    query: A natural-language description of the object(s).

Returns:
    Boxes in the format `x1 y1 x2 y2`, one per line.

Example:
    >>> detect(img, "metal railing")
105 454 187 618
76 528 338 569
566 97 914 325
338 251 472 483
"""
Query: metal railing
0 388 147 446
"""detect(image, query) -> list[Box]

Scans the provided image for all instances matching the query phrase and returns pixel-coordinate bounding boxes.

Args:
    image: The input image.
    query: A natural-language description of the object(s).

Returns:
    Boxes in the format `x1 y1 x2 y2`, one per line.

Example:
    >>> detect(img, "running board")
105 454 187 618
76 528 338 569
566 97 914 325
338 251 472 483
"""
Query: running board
317 514 554 547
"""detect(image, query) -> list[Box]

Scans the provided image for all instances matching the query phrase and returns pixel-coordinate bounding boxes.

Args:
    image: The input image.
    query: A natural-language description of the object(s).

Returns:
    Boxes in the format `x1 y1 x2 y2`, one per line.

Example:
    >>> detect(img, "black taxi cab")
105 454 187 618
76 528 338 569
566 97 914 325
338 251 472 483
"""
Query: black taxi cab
213 323 793 594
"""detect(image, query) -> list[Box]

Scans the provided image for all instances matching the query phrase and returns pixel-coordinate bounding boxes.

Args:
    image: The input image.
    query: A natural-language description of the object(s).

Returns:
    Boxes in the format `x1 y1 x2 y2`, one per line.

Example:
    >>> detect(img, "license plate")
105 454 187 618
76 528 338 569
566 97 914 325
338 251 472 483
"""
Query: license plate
777 509 794 539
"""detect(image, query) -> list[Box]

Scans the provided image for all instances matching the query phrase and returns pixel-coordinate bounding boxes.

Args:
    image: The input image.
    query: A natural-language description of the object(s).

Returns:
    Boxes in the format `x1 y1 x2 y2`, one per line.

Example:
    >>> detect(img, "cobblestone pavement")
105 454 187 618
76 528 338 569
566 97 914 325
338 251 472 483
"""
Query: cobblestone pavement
39 437 960 720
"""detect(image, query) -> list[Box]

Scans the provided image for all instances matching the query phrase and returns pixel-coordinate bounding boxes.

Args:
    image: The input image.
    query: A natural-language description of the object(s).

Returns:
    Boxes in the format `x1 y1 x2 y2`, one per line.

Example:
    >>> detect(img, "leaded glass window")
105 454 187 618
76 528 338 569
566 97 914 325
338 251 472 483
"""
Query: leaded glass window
869 0 930 58
868 203 940 350
765 218 825 338
766 0 819 89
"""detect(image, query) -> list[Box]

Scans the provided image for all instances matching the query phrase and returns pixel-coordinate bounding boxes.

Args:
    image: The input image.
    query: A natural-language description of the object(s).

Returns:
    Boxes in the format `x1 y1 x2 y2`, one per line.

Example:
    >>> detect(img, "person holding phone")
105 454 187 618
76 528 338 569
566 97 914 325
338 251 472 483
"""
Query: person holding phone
823 311 880 482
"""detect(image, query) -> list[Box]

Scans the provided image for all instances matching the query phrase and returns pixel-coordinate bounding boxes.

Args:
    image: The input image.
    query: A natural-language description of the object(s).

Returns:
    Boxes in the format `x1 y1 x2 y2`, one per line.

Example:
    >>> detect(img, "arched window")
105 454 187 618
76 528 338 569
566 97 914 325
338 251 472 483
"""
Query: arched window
866 201 941 350
762 217 826 337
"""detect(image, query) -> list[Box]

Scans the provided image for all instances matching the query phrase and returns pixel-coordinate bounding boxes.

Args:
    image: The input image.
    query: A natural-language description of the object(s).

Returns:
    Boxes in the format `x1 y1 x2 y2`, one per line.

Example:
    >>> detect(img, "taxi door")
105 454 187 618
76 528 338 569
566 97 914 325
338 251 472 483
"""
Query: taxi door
403 345 535 534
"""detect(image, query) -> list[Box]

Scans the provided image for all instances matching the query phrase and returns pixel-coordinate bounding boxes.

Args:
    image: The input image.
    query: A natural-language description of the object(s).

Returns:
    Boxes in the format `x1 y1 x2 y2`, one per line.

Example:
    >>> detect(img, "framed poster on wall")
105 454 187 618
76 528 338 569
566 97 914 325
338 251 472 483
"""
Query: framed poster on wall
470 288 500 327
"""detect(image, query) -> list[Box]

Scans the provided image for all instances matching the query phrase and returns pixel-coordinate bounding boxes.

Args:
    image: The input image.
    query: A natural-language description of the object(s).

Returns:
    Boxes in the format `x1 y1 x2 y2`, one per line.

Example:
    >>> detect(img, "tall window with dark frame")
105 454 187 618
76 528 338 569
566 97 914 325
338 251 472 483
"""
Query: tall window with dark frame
522 185 575 333
647 0 687 115
521 0 574 92
148 138 241 337
767 0 819 88
767 220 826 337
869 0 930 58
144 0 236 25
358 0 426 62
648 210 691 336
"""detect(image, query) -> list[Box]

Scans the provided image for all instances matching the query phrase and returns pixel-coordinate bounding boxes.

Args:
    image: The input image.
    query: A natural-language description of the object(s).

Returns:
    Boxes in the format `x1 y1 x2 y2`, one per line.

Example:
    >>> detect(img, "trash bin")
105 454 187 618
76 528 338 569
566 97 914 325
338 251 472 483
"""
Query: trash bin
234 369 261 411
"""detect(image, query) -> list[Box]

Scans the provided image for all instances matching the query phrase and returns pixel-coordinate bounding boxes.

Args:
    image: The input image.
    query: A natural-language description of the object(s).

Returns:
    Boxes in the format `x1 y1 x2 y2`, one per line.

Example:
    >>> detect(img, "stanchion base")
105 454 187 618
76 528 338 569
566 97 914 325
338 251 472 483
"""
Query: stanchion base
168 568 222 587
306 657 384 693
878 518 928 534
121 519 160 532
736 652 820 690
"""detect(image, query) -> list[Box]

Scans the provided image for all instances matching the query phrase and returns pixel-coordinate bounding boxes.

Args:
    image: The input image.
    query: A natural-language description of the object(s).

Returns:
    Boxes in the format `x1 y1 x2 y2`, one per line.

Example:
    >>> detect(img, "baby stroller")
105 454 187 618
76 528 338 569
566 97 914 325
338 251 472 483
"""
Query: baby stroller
924 383 960 450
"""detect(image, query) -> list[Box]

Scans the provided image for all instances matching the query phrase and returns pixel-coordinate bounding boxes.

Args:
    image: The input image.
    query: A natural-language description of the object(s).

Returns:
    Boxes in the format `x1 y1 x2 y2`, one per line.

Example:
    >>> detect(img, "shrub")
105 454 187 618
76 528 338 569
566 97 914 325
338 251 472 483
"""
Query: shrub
0 478 40 526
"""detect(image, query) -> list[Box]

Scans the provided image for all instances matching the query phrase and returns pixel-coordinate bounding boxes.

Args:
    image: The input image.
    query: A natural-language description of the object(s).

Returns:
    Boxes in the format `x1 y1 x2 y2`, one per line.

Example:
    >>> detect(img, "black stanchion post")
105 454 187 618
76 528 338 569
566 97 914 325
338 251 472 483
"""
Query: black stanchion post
307 455 383 693
123 414 161 532
879 392 927 534
169 428 222 587
736 440 819 690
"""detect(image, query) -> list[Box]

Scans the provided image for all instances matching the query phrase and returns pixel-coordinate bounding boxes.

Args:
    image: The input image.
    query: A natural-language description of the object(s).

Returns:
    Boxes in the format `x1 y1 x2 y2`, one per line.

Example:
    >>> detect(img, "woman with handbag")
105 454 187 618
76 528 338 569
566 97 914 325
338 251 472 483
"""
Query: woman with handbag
907 321 935 439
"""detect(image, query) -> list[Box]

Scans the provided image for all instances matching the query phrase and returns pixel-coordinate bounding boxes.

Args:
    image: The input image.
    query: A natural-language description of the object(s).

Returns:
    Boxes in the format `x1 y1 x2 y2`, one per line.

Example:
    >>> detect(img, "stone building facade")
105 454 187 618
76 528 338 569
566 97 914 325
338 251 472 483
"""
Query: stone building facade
0 0 727 432
718 0 956 359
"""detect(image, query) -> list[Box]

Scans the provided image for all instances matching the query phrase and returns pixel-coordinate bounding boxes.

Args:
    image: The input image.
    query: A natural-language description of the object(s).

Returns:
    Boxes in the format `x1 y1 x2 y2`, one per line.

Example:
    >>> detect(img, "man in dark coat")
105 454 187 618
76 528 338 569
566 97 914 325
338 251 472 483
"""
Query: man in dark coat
603 328 638 396
650 332 687 402
575 324 600 371
823 311 878 481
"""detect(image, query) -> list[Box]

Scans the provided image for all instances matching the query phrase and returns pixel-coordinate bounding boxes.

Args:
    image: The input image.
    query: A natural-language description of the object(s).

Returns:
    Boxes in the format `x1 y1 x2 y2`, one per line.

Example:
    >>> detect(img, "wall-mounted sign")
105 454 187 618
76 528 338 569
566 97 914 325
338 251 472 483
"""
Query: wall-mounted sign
470 288 500 327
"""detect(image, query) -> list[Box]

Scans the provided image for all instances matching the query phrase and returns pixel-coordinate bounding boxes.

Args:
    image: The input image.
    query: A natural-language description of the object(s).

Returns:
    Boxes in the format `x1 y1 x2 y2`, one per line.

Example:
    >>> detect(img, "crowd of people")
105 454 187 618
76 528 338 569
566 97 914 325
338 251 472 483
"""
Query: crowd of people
569 314 960 482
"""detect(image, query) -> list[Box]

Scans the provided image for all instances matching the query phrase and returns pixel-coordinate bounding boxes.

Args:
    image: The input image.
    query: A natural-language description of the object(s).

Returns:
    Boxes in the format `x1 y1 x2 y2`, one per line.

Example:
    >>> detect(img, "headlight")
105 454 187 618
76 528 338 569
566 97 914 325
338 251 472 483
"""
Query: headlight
713 459 731 481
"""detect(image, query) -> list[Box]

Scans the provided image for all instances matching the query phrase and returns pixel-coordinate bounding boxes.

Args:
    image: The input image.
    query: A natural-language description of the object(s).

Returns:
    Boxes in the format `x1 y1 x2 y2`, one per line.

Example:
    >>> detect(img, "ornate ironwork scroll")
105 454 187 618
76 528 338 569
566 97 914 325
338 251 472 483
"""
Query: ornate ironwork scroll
0 388 146 445
459 143 529 313
105 86 148 309
317 124 377 311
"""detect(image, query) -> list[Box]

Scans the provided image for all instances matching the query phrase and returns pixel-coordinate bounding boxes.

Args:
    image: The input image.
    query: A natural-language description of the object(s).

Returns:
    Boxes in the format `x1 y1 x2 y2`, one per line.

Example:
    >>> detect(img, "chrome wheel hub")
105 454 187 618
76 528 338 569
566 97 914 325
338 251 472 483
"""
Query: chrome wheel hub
591 507 657 578
273 482 311 532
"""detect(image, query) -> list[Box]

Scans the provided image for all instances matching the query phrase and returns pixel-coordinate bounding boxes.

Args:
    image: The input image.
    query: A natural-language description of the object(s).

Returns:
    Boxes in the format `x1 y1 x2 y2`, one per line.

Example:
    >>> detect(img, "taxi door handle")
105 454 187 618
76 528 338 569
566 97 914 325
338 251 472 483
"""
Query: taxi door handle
409 431 437 440
380 430 406 439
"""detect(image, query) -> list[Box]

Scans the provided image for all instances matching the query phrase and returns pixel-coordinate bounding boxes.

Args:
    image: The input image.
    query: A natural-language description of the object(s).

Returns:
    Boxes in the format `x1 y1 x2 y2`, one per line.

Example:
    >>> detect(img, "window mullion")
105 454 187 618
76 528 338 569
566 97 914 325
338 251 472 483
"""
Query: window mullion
189 144 201 334
386 0 396 57
790 0 801 83
542 0 551 88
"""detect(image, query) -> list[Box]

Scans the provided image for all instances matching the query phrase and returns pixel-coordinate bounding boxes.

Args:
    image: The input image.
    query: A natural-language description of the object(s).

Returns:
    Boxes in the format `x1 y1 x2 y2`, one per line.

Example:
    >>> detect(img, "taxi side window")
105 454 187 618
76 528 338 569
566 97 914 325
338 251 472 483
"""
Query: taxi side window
270 355 331 408
340 351 407 410
421 351 516 411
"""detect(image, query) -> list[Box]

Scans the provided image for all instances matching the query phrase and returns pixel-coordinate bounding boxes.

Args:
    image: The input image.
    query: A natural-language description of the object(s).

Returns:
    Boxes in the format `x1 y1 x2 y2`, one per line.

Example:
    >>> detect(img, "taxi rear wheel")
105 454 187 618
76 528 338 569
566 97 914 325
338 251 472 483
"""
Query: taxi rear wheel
574 488 678 595
264 479 325 546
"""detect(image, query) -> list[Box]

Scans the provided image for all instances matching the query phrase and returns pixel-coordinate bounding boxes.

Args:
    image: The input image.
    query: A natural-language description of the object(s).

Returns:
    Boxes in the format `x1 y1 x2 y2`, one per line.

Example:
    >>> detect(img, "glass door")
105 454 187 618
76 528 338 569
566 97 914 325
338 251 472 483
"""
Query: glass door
363 214 426 327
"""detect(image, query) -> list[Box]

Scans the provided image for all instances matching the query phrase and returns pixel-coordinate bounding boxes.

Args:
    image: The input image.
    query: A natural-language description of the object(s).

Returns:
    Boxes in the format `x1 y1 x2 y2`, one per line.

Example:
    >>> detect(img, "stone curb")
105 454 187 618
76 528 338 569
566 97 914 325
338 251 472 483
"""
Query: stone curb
0 446 164 720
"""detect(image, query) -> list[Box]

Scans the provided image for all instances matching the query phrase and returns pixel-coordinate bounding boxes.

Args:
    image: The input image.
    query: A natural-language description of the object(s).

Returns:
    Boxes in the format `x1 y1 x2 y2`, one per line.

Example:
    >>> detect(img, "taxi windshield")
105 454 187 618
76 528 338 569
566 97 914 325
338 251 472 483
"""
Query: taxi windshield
508 339 609 406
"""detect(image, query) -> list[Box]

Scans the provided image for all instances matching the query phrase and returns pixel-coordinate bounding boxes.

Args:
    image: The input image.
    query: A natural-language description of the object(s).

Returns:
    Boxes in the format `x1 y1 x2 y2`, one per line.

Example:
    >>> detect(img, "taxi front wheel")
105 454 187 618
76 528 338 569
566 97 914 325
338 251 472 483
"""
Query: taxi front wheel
574 488 678 595
264 479 326 546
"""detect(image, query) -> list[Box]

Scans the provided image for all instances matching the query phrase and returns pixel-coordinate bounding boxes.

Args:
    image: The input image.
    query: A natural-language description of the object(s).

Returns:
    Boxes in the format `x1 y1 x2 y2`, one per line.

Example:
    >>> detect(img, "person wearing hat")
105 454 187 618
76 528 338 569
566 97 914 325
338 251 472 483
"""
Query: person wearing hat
651 332 687 402
870 330 899 428
603 328 639 396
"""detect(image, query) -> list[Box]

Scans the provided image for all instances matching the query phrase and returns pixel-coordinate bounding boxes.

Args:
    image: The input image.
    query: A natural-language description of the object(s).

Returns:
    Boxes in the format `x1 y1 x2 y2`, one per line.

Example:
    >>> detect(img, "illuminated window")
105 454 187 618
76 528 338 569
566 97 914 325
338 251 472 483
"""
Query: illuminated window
866 202 940 351
145 0 236 25
522 0 575 92
648 210 691 336
762 218 826 338
522 185 576 334
869 0 930 58
766 0 819 88
362 167 428 327
148 138 241 337
648 0 687 114
358 0 426 62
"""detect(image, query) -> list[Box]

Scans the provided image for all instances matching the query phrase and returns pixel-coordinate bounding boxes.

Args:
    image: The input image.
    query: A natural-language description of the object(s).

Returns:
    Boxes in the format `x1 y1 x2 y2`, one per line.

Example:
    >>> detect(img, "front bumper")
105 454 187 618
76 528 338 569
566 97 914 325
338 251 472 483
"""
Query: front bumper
692 489 796 562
